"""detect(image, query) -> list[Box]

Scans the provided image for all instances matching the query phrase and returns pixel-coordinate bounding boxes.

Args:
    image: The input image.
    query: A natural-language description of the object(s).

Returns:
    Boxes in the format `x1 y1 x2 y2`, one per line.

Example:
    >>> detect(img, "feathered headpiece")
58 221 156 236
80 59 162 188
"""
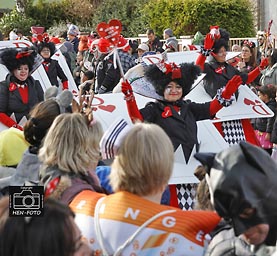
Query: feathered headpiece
0 47 36 72
144 61 201 98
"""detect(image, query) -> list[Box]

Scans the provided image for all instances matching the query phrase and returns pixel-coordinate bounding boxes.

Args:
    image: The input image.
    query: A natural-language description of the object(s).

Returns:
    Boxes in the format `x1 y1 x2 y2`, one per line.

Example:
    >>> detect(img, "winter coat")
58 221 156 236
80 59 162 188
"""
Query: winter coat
40 165 106 204
146 37 164 53
0 74 44 123
9 147 41 186
205 221 254 256
253 99 276 134
96 55 121 93
259 63 277 86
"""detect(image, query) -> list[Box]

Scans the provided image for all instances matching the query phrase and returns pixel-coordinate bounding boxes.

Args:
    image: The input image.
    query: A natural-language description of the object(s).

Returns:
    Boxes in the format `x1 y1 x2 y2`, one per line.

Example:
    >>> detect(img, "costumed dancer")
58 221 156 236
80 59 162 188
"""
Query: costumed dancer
37 34 69 90
121 60 243 209
0 47 44 130
196 26 269 146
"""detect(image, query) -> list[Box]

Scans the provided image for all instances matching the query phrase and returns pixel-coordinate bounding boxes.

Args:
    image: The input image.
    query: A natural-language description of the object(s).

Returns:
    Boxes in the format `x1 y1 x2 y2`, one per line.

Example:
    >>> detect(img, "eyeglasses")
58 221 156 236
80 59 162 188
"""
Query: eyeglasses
41 49 50 53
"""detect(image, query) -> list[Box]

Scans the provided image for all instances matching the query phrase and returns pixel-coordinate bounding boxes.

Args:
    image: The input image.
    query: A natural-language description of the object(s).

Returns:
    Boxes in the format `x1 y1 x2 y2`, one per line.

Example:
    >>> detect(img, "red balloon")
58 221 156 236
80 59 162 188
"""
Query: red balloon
98 38 112 53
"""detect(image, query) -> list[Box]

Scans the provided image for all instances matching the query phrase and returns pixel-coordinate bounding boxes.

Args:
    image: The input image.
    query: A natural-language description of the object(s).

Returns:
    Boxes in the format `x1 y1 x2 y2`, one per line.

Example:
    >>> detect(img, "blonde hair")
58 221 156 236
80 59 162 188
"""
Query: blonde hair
88 120 103 164
39 113 100 175
109 122 174 196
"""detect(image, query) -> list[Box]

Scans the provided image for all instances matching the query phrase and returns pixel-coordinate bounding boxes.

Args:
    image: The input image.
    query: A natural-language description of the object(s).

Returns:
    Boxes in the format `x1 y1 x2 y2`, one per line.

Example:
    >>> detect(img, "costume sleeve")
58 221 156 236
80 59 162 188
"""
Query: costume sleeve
195 54 207 71
0 82 9 114
34 80 44 102
56 61 68 83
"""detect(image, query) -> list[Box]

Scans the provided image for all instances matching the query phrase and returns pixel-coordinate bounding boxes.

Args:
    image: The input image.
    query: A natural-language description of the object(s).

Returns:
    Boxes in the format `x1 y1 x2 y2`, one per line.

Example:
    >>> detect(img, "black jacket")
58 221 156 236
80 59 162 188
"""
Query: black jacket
43 59 68 87
0 74 44 122
140 100 211 162
96 55 121 93
253 99 276 135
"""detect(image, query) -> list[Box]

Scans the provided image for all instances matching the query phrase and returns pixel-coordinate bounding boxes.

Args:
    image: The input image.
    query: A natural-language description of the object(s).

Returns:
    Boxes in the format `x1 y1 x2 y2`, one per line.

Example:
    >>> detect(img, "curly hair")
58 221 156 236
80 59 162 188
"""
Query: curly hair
37 41 56 56
0 47 36 72
144 62 201 98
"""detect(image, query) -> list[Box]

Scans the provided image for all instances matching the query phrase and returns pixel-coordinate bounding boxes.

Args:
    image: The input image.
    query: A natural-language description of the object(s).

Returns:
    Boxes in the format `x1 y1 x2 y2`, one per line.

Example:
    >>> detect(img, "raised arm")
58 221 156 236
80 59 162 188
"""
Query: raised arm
196 26 220 71
121 80 143 123
209 75 242 116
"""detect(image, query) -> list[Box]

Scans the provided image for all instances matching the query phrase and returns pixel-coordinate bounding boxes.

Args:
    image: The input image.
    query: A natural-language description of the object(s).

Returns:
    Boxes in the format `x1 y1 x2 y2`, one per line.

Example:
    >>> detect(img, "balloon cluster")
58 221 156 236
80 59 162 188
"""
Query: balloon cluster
96 19 129 53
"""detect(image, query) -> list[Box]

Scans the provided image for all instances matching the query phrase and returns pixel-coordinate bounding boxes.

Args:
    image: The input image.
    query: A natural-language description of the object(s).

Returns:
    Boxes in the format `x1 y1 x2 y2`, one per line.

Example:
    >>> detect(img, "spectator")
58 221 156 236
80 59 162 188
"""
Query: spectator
0 197 92 256
163 28 179 52
0 127 29 195
79 70 95 93
253 84 276 155
39 113 106 204
195 141 277 249
193 165 253 255
67 24 80 53
70 122 220 254
60 41 77 73
259 49 277 87
8 88 73 187
135 43 150 63
237 40 259 89
95 53 121 94
0 47 44 130
145 28 163 53
117 37 136 74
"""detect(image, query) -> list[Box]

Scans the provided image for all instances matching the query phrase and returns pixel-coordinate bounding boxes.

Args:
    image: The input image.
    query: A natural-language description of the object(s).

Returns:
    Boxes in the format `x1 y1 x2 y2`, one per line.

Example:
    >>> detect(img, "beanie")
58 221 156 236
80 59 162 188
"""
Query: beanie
164 28 173 37
0 128 29 166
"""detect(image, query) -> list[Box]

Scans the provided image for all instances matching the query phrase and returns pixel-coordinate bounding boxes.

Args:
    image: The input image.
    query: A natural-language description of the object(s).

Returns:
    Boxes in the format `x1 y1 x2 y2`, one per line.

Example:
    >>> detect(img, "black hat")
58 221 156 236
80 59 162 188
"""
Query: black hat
37 41 56 57
213 28 230 53
144 62 201 98
194 142 277 245
0 47 36 72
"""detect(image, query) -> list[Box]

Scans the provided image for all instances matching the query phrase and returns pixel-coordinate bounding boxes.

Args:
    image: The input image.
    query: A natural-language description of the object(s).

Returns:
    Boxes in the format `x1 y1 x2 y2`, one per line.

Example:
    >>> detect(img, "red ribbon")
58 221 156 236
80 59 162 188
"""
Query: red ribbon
16 51 32 59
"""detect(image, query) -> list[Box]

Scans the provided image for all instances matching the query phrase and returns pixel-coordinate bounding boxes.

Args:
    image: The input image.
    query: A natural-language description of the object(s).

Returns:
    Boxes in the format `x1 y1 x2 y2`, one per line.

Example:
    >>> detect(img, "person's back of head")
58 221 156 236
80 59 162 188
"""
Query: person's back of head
109 122 174 196
24 99 61 148
0 197 90 256
39 113 98 175
195 141 277 246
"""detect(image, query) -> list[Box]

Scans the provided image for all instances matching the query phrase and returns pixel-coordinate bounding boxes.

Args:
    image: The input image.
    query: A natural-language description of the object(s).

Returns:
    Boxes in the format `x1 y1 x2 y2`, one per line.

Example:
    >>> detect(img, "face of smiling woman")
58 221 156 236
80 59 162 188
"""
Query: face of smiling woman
13 64 29 82
163 81 183 102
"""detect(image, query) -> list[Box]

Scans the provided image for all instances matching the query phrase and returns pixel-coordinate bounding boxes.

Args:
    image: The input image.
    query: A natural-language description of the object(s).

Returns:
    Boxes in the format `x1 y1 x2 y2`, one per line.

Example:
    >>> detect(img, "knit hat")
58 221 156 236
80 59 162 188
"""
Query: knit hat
100 118 131 160
0 47 36 73
144 62 201 98
67 24 80 36
164 28 173 37
194 141 277 245
0 128 29 166
137 43 149 52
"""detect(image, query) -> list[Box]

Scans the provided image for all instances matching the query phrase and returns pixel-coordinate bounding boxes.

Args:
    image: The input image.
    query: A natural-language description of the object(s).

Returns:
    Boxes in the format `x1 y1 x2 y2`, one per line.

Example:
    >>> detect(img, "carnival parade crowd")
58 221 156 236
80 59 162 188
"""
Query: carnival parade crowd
0 22 277 256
